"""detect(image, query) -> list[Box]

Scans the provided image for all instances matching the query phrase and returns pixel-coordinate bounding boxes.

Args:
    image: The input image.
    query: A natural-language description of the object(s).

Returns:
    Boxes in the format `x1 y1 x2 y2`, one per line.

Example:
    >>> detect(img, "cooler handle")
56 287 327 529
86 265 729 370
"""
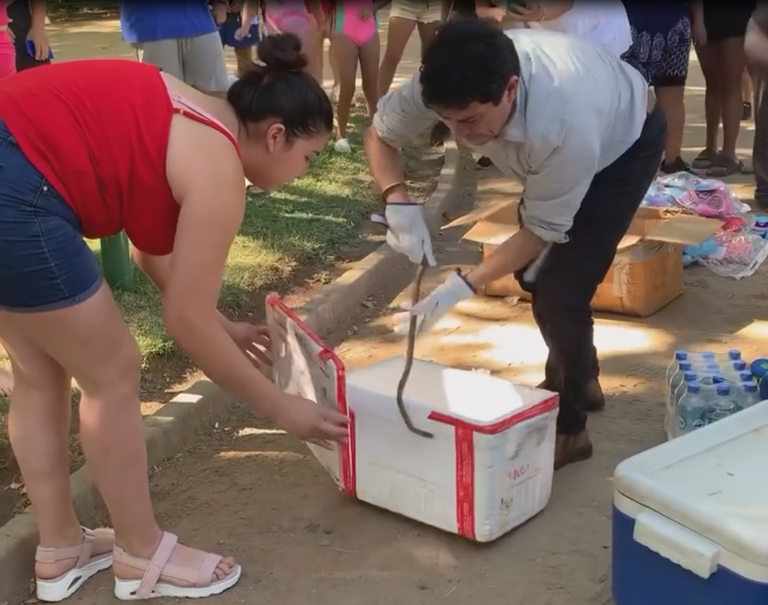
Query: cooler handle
633 511 720 579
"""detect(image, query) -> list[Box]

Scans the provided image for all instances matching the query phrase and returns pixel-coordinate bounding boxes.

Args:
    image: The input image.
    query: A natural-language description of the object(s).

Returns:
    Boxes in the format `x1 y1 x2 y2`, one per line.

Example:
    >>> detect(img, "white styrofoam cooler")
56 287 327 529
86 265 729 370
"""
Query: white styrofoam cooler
612 400 768 605
266 294 560 542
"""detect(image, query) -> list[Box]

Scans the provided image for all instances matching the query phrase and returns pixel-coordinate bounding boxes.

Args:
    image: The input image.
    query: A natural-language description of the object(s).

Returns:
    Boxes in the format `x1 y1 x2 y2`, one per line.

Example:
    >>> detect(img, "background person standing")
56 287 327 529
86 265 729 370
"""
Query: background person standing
7 0 50 72
746 6 768 210
120 0 229 97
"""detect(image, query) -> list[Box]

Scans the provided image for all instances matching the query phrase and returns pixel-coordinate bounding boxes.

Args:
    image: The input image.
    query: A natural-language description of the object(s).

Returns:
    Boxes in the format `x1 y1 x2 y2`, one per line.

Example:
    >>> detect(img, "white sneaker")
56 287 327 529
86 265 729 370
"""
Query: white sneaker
334 138 351 153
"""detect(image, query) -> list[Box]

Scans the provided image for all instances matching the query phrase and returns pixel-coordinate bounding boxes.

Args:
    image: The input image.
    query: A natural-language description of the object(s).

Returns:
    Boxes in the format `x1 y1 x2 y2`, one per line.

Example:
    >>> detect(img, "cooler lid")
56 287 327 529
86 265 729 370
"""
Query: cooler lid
614 401 768 567
345 356 558 433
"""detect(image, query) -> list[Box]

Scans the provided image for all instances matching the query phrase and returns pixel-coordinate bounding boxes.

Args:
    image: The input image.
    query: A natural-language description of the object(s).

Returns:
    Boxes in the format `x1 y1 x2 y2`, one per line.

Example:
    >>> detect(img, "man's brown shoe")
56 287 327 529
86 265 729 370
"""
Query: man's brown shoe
554 430 593 470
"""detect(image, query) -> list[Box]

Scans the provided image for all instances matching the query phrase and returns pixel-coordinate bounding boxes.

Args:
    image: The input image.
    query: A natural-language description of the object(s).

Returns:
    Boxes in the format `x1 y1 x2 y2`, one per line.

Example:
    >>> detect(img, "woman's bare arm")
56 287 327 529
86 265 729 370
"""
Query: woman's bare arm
162 126 284 414
131 248 234 333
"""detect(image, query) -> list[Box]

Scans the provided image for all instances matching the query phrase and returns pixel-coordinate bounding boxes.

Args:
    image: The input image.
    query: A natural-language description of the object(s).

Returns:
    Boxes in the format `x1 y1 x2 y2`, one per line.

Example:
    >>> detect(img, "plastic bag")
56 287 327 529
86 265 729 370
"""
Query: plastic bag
643 172 751 218
693 230 768 280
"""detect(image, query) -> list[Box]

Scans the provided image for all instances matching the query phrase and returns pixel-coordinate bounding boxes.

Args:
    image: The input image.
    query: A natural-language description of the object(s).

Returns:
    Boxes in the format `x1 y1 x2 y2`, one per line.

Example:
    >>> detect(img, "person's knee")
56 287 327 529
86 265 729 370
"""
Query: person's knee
77 336 142 400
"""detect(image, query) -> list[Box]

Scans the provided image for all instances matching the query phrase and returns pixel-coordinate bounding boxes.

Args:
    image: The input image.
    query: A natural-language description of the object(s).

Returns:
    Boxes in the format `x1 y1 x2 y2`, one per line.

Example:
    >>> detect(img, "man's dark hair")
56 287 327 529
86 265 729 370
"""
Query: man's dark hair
419 19 521 111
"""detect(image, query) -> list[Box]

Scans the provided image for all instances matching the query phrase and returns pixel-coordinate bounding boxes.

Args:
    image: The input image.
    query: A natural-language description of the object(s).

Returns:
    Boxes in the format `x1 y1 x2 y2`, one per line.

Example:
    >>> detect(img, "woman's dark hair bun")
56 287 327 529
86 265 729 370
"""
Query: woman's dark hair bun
257 33 309 74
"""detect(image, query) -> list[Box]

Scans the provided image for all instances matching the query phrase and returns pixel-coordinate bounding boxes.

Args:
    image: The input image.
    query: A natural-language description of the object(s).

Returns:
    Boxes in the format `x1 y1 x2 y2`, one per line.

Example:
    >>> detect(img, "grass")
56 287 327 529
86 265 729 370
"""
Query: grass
93 115 380 362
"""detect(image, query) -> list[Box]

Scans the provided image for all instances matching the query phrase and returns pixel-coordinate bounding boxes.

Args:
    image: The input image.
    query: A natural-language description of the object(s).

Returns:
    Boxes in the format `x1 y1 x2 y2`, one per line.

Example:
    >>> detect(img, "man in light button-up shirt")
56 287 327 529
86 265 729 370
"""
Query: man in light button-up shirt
365 20 666 468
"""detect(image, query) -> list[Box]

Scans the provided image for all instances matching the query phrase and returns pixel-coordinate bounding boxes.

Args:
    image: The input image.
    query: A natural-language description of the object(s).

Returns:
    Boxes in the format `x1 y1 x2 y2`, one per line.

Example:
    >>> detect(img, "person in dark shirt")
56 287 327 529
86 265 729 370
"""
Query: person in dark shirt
7 0 50 72
746 6 768 210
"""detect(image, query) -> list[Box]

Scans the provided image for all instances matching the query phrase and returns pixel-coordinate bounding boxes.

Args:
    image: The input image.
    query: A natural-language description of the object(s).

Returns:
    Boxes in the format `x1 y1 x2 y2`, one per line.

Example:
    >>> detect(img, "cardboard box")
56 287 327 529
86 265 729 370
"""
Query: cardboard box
443 201 723 317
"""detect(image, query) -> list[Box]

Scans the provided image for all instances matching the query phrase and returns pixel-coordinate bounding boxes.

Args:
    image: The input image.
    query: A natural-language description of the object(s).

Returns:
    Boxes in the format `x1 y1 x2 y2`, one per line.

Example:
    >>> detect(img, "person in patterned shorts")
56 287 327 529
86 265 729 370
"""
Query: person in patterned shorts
622 2 694 174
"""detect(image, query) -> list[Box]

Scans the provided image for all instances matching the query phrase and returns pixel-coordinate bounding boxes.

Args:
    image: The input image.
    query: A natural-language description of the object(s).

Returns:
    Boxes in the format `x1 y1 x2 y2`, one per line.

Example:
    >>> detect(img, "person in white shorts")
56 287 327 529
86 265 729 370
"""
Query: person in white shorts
120 1 229 97
379 0 444 97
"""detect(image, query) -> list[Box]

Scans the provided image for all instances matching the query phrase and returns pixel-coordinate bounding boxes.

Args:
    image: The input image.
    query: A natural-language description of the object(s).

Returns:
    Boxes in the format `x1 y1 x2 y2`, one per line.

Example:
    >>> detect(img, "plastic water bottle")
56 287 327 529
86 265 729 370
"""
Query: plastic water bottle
726 349 743 362
677 382 709 436
741 381 761 409
672 370 698 411
708 383 742 423
694 363 721 382
694 351 717 364
667 361 693 408
666 350 688 385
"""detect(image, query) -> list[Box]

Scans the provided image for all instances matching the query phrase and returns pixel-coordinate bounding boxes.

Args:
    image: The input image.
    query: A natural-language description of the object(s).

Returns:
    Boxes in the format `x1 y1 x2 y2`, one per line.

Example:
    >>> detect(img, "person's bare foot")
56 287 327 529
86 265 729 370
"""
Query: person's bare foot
113 535 236 589
35 527 115 581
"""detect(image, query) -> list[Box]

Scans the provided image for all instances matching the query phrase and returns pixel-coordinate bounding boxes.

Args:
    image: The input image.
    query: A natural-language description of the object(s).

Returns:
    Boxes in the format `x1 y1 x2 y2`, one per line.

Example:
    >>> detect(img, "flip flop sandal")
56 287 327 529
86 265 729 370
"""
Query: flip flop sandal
36 527 115 602
692 149 717 169
113 531 242 600
706 156 753 177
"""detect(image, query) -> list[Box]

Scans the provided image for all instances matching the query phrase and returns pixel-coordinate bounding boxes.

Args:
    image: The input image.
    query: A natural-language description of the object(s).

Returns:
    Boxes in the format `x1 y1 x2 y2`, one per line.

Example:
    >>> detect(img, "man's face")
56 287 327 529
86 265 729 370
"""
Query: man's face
433 76 519 146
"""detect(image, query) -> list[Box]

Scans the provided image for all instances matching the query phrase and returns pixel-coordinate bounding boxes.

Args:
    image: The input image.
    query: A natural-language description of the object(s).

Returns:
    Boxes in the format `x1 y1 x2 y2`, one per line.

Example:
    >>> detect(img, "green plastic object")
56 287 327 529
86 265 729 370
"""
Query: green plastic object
100 232 134 291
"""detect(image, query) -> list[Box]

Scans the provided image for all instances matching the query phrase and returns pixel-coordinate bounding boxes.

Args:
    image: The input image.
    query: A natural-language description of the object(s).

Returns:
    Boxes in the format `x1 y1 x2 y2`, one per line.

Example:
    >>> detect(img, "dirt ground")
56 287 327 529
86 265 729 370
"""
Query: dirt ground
7 20 768 605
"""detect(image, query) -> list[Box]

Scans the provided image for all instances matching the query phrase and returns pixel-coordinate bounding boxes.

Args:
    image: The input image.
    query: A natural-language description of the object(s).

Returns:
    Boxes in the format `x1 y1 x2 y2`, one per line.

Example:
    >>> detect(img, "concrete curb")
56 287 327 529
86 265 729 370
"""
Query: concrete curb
0 139 472 605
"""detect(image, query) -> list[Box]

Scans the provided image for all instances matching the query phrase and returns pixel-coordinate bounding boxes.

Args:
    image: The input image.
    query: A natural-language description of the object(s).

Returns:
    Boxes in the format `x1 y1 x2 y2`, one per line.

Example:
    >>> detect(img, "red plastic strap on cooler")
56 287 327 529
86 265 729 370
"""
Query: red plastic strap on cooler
265 293 357 497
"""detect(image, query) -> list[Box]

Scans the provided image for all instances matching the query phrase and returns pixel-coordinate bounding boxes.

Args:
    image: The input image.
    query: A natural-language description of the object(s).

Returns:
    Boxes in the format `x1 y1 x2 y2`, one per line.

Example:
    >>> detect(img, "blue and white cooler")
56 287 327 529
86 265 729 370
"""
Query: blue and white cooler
612 400 768 605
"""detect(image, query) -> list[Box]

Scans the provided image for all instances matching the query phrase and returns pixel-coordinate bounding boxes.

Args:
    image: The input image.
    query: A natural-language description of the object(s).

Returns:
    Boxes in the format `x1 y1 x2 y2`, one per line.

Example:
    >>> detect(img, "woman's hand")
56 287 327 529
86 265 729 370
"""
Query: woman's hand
273 393 350 449
358 6 373 20
234 23 254 40
223 320 272 368
27 22 50 61
506 2 545 23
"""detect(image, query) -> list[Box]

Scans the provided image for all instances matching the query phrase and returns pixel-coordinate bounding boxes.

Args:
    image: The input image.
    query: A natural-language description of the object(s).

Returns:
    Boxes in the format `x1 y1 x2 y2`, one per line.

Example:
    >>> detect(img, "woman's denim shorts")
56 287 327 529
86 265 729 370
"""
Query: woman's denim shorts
0 119 102 312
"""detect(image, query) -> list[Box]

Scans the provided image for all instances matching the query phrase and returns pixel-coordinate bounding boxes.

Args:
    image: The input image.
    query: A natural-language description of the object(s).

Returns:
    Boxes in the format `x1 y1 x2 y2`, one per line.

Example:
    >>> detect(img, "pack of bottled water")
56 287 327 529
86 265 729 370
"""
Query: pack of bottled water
664 349 762 440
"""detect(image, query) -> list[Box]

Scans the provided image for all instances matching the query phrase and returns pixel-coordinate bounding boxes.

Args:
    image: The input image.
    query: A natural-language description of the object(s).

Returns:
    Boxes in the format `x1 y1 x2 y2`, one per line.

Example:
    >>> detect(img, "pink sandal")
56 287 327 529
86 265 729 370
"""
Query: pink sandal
35 527 115 602
113 532 241 600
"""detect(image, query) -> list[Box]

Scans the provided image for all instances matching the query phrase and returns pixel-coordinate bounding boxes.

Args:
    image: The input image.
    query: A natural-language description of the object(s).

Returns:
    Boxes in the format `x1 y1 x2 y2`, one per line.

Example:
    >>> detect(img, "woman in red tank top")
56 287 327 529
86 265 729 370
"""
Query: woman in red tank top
0 34 350 602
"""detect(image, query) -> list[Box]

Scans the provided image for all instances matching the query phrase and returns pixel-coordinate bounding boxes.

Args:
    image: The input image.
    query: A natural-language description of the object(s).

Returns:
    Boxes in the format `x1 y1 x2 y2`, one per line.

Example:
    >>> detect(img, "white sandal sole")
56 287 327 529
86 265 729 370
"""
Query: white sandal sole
113 564 242 600
36 553 114 602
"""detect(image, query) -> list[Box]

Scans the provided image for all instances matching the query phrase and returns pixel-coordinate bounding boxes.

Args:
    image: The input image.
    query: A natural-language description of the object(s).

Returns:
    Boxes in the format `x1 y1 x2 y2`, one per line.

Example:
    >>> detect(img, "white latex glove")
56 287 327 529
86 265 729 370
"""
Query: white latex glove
384 203 437 266
395 272 475 335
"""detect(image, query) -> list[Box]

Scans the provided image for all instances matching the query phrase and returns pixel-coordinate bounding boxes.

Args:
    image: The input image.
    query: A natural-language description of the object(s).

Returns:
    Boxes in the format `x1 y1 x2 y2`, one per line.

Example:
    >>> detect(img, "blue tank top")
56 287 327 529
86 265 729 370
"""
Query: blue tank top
120 0 217 44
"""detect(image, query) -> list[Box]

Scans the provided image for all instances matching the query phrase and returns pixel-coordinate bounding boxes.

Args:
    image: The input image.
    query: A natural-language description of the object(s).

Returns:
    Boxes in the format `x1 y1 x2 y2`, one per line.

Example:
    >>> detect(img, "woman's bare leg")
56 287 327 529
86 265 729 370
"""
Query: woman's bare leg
0 284 234 583
417 20 440 57
0 335 84 580
719 37 747 159
359 31 381 118
656 85 686 162
234 46 253 79
743 66 754 103
378 16 416 97
696 42 722 155
300 25 324 84
332 33 359 143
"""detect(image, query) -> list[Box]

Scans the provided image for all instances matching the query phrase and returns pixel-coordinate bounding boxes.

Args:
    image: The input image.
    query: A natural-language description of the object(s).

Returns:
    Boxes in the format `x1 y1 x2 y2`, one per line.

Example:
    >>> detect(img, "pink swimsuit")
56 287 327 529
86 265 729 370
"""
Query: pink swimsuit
0 5 15 82
333 0 377 47
264 0 315 34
